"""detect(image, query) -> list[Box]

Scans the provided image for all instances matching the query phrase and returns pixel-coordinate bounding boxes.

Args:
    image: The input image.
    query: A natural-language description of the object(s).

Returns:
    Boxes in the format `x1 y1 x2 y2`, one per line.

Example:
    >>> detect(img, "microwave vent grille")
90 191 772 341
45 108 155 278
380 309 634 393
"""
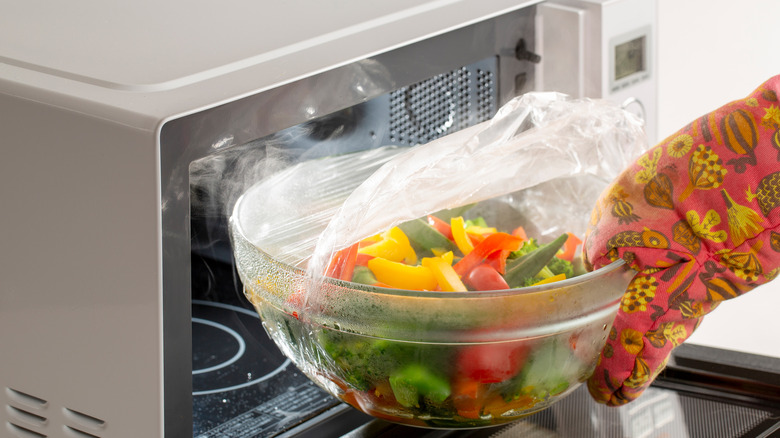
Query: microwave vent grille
476 68 497 122
64 407 105 437
64 425 101 438
7 422 47 438
5 388 105 438
388 59 496 146
5 387 48 437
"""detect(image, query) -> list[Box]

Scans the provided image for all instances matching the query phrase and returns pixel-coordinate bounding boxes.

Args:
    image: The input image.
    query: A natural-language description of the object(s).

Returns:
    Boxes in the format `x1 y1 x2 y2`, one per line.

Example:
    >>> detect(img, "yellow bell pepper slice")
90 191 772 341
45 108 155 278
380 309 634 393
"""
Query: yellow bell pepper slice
532 273 567 286
465 225 497 235
431 248 447 258
359 227 417 264
422 256 467 292
388 226 417 265
450 216 474 255
431 249 457 265
367 257 437 290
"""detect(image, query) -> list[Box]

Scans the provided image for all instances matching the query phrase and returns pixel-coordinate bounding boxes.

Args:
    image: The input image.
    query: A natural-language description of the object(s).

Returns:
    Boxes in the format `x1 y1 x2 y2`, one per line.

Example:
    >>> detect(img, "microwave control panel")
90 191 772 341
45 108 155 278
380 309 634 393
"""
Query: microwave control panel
538 0 657 143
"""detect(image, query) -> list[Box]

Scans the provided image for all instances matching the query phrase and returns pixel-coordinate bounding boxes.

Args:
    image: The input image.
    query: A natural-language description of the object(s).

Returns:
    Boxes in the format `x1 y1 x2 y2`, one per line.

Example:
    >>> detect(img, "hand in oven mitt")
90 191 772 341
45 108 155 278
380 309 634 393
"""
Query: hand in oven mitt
584 74 780 406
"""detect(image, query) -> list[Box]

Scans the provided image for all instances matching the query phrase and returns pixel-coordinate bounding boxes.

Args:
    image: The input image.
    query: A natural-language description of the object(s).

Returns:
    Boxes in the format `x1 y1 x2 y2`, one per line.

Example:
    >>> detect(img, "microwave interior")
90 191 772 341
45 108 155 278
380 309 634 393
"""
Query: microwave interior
175 7 538 436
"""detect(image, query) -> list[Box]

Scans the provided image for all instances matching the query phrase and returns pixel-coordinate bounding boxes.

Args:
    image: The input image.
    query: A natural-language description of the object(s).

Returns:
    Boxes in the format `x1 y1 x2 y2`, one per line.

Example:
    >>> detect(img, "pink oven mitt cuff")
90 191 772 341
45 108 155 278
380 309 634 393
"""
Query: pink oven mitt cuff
584 74 780 406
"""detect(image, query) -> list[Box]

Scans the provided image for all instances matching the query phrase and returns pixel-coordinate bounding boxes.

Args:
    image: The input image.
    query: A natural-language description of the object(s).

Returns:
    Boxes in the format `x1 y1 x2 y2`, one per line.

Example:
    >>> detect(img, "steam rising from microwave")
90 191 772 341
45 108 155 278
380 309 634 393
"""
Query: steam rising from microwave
187 59 398 262
187 107 393 266
188 130 310 259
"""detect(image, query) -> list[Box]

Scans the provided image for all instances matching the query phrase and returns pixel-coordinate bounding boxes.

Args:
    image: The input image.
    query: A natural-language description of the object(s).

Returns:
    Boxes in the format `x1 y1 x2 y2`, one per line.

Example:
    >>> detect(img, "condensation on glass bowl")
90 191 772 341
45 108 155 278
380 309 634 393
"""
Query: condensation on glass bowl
229 183 636 428
232 225 631 343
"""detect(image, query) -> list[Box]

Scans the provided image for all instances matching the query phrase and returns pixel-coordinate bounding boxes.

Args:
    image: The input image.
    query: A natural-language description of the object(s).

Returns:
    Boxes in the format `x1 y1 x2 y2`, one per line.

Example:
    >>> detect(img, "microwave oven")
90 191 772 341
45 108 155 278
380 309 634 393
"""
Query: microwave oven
0 0 661 436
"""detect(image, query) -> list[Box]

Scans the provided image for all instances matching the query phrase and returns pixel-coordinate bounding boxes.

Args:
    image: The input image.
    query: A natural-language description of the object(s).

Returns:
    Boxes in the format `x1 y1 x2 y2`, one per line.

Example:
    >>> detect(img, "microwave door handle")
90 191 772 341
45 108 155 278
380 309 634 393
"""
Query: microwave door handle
536 3 586 98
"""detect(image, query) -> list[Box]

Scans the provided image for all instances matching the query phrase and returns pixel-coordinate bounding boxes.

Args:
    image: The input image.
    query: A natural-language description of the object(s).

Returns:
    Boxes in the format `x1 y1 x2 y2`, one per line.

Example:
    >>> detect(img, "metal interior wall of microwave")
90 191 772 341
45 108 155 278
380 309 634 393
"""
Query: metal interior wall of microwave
189 56 499 268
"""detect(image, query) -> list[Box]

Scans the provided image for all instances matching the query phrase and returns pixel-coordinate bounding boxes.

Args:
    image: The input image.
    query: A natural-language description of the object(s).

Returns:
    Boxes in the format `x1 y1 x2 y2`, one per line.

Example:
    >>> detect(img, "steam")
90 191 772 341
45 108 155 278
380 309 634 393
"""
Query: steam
189 57 397 261
188 128 313 267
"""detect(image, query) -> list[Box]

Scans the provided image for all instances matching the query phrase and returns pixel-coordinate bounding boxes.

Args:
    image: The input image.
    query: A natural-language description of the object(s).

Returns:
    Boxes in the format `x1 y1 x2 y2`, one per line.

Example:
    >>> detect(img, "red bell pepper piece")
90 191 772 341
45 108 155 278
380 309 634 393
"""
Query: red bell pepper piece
452 378 485 419
452 232 522 277
512 226 528 240
325 249 345 278
456 341 529 384
325 242 360 281
356 253 375 266
427 215 454 240
557 232 582 261
339 243 360 281
466 231 486 245
486 249 511 274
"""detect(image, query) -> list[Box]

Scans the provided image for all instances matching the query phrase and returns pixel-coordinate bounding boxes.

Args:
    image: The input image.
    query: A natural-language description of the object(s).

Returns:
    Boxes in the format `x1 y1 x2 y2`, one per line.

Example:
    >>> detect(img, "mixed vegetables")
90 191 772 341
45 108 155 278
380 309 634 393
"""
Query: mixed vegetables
311 319 596 427
289 210 597 426
325 209 584 292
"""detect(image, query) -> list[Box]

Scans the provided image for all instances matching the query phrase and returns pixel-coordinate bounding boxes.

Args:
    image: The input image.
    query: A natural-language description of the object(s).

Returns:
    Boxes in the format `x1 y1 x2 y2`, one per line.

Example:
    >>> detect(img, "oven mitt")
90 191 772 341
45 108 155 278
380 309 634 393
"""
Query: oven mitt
584 74 780 406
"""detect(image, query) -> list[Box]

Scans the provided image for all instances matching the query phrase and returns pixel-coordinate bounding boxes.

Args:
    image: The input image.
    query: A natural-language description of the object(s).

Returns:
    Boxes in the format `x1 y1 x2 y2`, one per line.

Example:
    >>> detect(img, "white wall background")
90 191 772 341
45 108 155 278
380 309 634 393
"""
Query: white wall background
657 1 780 358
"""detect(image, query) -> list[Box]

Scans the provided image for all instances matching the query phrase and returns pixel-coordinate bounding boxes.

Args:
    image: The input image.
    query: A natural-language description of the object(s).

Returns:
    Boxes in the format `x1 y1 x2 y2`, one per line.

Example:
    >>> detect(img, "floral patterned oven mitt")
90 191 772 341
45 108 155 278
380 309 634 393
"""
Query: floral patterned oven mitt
584 74 780 406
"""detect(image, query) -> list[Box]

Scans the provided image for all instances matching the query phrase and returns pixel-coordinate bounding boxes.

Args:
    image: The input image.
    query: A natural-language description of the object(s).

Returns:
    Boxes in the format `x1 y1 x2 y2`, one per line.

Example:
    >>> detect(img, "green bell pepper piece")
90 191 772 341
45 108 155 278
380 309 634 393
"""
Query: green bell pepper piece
389 363 452 408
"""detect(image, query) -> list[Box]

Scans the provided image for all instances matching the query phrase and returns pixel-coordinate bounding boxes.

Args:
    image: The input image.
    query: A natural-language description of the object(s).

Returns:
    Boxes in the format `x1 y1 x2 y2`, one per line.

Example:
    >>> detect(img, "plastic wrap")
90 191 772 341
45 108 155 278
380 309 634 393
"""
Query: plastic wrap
236 92 647 307
308 93 645 278
236 146 402 267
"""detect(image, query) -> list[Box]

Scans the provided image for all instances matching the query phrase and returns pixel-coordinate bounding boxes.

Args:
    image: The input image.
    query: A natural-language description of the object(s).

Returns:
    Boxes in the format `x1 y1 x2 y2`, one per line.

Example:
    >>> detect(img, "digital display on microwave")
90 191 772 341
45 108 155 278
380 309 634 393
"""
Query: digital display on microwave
614 36 645 81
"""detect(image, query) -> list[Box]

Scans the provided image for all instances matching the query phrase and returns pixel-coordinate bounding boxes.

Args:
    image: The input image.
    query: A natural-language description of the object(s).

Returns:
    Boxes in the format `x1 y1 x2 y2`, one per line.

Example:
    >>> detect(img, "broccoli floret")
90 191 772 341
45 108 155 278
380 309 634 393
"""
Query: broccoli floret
537 265 555 279
547 257 574 278
522 260 574 287
509 238 539 259
523 277 539 287
523 265 556 287
465 216 488 228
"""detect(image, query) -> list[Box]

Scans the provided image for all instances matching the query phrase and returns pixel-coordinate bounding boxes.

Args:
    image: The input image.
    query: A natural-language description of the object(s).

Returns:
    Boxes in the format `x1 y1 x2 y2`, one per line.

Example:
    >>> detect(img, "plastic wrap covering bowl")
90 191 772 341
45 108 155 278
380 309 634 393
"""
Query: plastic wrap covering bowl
230 186 635 429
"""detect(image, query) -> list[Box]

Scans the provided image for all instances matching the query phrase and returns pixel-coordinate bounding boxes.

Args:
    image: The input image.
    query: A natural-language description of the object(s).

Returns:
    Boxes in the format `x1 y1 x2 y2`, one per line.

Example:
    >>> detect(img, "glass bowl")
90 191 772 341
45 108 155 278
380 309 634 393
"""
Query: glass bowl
230 185 635 429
